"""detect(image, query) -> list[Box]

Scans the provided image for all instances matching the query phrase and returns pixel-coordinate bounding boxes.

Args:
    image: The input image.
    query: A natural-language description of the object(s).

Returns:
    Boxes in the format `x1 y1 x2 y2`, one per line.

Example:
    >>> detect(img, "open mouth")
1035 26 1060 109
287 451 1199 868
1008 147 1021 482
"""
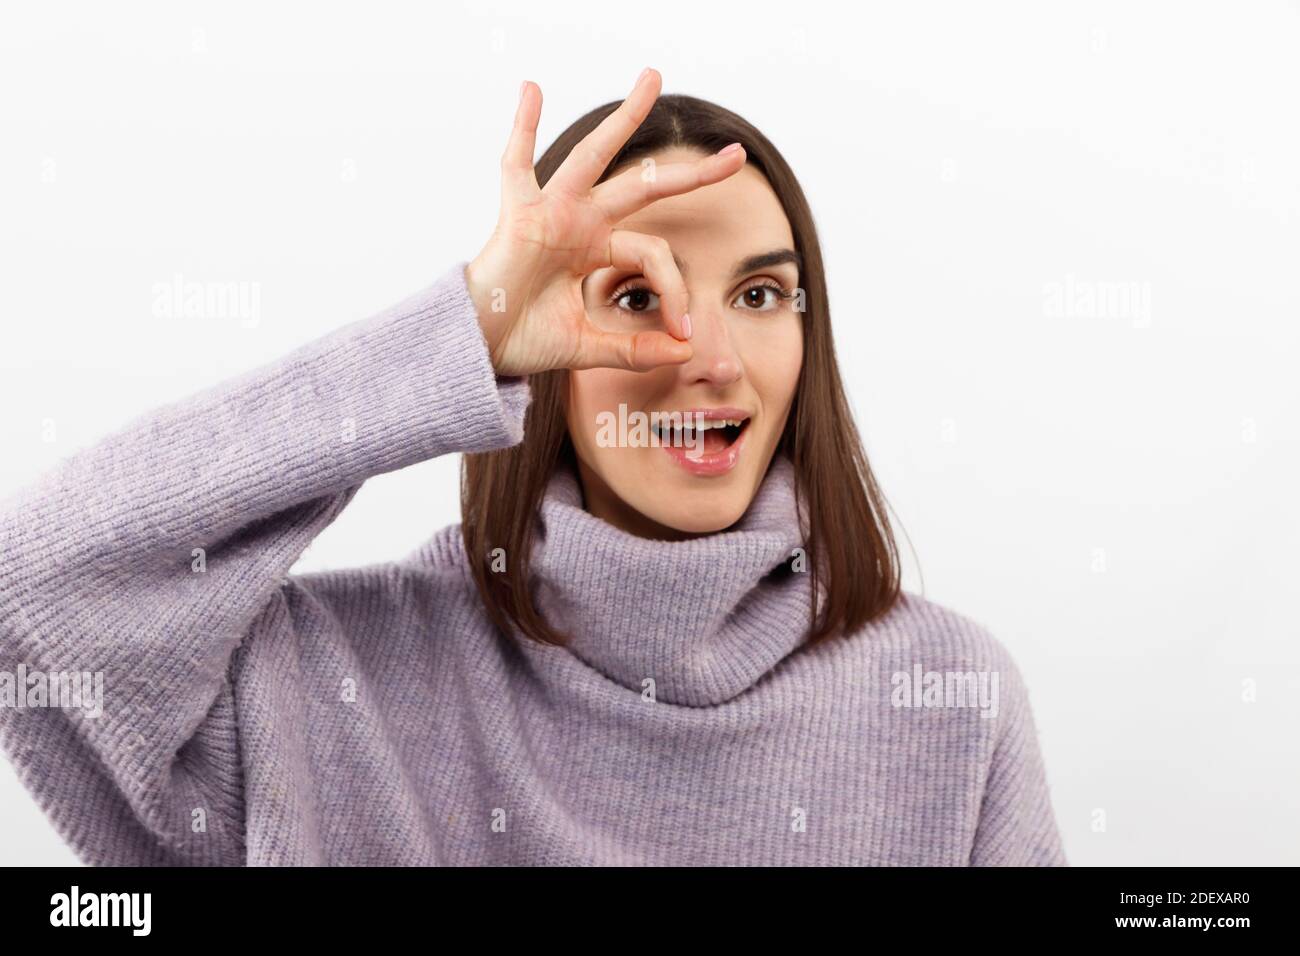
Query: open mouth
652 414 751 455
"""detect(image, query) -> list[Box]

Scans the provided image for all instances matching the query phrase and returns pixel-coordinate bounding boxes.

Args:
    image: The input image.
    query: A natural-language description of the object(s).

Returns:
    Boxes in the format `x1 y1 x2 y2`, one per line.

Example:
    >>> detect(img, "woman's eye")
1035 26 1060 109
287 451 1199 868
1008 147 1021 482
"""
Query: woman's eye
733 283 787 312
611 287 659 313
609 281 789 314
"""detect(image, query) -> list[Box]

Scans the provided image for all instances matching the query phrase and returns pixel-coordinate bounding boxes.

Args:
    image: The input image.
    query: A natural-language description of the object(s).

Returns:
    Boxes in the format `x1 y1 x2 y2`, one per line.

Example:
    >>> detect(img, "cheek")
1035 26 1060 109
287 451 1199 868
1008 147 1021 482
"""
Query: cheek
739 317 804 416
566 369 648 455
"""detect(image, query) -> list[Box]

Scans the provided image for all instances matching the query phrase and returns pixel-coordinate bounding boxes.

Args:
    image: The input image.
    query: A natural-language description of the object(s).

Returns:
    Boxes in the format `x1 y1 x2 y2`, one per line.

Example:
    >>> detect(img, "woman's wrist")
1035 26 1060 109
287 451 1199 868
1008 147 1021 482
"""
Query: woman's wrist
463 256 509 369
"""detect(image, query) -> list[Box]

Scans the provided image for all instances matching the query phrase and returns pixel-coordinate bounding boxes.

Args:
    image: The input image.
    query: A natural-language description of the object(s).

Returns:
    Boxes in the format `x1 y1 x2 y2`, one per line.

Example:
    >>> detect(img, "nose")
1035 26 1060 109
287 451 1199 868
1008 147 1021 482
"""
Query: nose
680 308 743 388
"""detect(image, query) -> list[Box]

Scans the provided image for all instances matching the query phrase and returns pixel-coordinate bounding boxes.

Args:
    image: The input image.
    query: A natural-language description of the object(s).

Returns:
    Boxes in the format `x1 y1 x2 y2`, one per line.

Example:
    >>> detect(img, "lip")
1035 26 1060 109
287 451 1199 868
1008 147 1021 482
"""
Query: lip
668 406 752 422
657 407 753 477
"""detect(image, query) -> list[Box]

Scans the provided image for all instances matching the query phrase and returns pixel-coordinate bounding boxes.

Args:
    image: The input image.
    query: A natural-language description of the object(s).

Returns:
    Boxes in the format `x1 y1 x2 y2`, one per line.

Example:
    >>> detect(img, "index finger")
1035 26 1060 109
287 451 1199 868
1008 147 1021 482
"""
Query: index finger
546 67 661 197
500 80 543 201
591 144 747 224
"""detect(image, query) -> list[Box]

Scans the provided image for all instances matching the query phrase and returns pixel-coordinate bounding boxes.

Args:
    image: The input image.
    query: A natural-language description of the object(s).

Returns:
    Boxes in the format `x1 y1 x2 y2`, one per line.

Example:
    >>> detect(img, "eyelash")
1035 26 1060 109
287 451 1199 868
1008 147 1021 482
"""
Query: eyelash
605 278 795 313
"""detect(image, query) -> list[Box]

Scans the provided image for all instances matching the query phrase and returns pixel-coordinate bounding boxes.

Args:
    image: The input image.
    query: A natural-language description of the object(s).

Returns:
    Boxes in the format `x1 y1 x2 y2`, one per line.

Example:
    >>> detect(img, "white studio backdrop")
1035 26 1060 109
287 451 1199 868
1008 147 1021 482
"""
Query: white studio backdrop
1 1 1297 866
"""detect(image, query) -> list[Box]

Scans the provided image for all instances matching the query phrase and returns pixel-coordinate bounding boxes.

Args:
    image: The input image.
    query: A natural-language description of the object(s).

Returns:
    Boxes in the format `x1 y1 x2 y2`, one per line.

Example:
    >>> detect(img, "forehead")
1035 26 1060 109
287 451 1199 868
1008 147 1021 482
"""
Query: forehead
608 147 794 265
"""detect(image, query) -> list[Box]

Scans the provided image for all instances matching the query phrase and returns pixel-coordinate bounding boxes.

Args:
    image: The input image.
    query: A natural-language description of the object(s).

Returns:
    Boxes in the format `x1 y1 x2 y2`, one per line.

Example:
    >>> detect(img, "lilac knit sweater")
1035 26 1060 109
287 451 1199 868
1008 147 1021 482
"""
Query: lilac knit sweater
0 261 1066 866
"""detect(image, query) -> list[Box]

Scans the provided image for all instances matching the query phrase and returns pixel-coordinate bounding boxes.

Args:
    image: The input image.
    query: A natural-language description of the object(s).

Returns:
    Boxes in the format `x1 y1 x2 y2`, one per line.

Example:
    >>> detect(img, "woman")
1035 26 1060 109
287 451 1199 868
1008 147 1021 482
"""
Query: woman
0 68 1066 866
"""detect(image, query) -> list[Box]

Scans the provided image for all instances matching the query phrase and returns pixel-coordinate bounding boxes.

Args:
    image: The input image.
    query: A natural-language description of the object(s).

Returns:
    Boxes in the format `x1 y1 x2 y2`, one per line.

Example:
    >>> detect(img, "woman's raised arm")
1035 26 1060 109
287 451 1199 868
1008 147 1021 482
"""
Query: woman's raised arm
0 65 745 864
0 261 527 863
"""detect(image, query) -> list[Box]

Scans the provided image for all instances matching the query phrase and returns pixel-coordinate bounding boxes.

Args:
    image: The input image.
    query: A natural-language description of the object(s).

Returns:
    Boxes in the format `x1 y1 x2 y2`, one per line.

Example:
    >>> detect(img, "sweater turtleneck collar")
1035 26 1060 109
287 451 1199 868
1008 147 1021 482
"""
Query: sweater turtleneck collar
529 455 815 707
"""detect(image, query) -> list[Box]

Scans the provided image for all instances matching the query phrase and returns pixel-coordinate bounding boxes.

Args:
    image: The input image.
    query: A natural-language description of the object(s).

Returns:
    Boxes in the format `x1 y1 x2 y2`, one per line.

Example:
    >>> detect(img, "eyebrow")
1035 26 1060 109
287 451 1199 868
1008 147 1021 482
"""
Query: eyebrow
671 248 802 282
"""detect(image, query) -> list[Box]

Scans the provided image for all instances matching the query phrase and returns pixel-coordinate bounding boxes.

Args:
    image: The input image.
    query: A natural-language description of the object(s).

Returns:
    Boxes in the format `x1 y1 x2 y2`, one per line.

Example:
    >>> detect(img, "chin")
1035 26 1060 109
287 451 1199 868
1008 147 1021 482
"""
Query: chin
640 489 752 536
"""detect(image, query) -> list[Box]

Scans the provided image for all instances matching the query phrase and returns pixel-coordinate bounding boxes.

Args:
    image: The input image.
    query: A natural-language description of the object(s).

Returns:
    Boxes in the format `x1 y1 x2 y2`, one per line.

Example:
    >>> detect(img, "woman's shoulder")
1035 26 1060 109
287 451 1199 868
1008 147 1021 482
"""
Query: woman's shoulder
850 590 1026 680
276 523 479 620
396 521 477 582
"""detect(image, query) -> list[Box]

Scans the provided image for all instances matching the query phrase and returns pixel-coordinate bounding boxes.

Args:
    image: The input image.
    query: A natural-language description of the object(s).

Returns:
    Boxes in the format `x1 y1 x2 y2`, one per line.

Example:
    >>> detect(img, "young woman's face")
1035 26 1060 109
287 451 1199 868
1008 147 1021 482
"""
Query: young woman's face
568 147 804 538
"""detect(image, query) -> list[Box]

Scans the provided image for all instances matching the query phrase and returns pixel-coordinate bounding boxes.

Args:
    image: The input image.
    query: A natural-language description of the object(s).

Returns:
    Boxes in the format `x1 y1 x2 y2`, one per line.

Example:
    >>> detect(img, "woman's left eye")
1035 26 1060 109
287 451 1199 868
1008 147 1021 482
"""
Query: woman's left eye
733 281 792 312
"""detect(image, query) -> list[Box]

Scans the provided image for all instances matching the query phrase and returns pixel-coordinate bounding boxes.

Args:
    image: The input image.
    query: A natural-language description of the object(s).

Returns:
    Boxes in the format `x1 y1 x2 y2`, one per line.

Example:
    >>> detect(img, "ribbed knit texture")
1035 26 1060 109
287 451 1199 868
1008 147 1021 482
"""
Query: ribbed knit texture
0 261 1066 866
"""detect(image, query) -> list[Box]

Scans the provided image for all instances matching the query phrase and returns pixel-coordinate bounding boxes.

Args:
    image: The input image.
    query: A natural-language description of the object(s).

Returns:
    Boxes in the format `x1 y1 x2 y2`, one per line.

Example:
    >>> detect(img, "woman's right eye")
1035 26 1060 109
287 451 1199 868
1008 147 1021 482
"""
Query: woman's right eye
609 285 659 313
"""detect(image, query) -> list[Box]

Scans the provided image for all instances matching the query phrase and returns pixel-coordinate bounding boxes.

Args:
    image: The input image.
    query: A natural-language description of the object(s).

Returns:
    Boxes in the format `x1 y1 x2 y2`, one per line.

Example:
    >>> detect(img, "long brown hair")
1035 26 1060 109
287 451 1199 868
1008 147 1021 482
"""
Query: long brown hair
461 93 900 646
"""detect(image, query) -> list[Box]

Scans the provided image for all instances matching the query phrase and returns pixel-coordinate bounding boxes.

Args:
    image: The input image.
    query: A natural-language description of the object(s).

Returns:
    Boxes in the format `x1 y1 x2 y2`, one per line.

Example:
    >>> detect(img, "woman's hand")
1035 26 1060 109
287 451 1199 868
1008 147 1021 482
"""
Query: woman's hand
464 67 747 377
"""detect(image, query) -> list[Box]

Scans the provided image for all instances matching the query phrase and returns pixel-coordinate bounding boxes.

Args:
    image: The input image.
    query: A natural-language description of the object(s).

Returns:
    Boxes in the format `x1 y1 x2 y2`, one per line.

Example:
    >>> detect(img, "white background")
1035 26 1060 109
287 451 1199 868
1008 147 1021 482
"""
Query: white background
2 1 1298 866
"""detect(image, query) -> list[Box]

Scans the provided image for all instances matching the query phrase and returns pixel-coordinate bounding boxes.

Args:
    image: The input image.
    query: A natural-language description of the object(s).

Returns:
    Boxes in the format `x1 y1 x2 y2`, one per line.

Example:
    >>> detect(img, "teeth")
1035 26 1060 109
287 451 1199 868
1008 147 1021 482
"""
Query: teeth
653 417 746 436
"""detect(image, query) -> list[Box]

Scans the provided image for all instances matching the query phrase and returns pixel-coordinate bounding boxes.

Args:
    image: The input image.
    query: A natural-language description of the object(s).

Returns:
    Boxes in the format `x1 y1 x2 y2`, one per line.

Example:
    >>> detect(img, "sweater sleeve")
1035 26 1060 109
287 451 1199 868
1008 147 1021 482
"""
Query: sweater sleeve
968 650 1068 866
0 260 529 865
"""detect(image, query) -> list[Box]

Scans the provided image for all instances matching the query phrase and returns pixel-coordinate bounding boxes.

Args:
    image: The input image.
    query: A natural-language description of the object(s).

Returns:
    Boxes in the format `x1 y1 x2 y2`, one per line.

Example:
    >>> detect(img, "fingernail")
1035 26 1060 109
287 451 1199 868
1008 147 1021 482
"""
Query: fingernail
718 142 744 156
682 313 693 339
519 81 527 100
638 67 652 84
